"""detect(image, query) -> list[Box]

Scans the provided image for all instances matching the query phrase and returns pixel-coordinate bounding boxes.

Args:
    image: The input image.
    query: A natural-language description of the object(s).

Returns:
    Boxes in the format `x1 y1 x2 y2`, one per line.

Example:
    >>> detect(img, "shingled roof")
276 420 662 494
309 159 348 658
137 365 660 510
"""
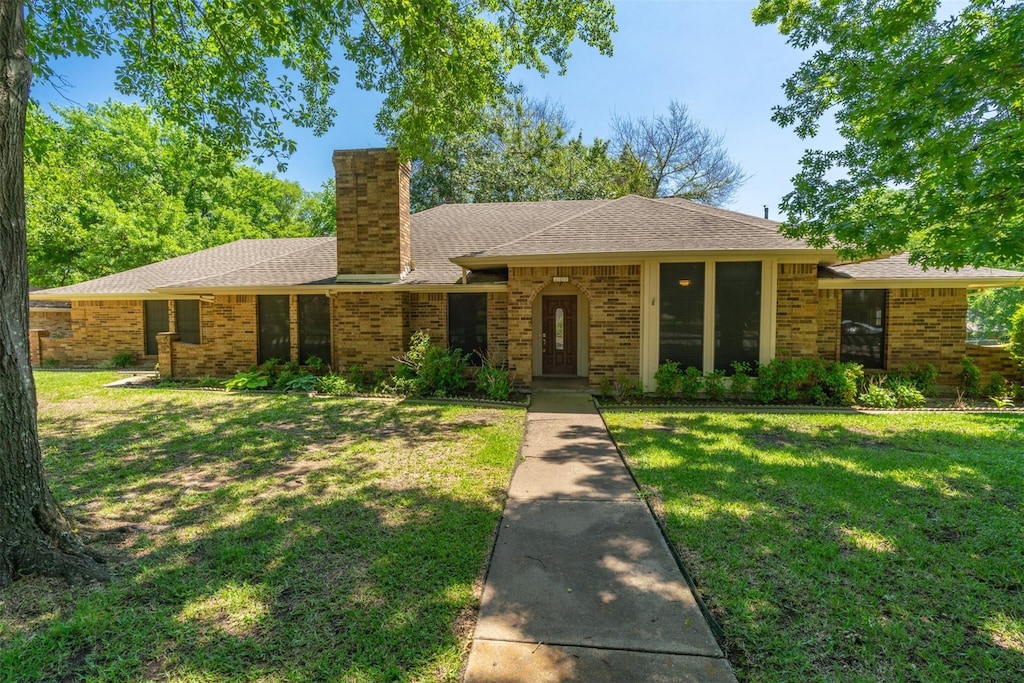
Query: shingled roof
30 197 1024 298
819 254 1024 288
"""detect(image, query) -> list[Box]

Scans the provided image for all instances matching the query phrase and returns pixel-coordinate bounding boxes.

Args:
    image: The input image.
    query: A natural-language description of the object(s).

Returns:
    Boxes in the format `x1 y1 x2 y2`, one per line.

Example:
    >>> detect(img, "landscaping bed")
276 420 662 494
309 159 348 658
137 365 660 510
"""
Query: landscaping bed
605 410 1024 682
1 371 525 682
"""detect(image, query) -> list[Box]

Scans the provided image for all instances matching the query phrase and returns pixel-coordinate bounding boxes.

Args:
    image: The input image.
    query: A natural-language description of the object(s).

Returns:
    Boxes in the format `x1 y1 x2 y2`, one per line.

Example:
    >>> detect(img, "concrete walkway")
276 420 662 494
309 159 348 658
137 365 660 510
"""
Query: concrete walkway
464 391 736 682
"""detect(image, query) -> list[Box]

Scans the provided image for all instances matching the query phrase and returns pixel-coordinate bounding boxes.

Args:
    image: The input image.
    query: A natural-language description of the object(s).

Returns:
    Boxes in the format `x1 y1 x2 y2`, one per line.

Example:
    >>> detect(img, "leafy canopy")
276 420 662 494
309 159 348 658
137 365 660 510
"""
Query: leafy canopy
25 0 616 163
26 102 333 288
753 0 1024 269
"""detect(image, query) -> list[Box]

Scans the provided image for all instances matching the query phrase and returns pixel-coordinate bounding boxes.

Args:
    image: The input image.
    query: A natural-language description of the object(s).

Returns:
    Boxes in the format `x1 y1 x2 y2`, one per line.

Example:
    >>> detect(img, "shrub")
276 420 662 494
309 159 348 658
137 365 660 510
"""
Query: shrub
983 371 1007 399
729 361 752 400
654 361 682 398
346 364 366 390
41 357 61 369
225 370 270 391
703 369 727 401
858 381 898 409
318 373 357 395
678 366 703 401
754 358 814 404
1012 382 1024 403
476 364 513 401
599 376 613 399
818 361 863 407
890 379 926 408
891 362 938 396
957 356 982 398
111 351 135 368
1009 304 1024 367
415 346 468 397
280 373 318 392
304 355 325 374
612 374 642 403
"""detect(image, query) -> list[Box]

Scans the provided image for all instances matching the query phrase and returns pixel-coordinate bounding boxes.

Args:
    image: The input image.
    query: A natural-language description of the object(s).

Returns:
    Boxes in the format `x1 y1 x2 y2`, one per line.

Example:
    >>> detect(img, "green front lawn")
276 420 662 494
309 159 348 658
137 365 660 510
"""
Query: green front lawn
605 410 1024 682
1 371 524 682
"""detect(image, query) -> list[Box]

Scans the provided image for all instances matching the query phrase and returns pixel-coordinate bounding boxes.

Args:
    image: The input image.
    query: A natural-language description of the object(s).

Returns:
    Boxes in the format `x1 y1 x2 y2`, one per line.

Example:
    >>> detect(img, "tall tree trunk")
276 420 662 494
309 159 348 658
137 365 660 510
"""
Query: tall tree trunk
0 1 107 586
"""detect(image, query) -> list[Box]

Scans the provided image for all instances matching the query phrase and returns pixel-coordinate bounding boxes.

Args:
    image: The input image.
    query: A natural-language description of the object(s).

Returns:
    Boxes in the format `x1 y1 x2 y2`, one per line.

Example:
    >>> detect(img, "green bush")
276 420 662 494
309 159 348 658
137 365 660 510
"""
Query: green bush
703 369 727 401
41 357 61 369
818 361 863 406
599 376 613 399
754 358 862 406
111 351 135 368
476 363 513 401
678 366 703 401
612 374 642 402
957 356 982 398
858 381 898 409
891 362 938 396
346 364 366 390
729 361 753 400
1009 304 1024 367
304 355 325 374
280 373 318 392
318 373 357 395
654 361 682 398
983 371 1007 399
225 370 270 391
890 379 926 408
416 346 468 397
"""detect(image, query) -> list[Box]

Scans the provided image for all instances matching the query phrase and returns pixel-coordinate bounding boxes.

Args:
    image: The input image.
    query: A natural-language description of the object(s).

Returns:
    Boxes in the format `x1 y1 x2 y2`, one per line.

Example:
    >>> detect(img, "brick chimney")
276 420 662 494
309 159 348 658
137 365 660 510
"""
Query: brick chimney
333 148 412 282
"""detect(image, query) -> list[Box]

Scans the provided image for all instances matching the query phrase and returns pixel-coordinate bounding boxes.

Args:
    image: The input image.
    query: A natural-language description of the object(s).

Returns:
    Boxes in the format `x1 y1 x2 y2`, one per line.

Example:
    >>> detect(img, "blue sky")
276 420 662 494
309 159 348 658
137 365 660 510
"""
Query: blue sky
33 0 844 220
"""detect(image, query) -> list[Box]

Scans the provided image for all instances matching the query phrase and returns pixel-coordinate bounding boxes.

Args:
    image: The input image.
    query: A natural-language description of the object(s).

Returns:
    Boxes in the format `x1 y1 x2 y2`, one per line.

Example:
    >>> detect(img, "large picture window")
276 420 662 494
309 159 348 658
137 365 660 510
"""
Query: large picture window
841 289 886 369
659 263 705 369
714 262 761 371
175 300 201 344
144 300 169 356
298 295 331 366
258 295 291 364
448 293 487 364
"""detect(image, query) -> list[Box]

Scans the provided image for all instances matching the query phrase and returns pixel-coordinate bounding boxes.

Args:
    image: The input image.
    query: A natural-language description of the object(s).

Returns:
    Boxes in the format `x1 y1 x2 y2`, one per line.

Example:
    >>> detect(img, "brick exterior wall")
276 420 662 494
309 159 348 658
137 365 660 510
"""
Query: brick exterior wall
332 292 406 372
166 296 258 378
886 288 967 385
817 290 841 360
333 149 411 278
36 300 147 366
775 263 819 358
488 291 509 365
508 265 641 388
965 343 1022 381
405 292 447 346
28 309 71 337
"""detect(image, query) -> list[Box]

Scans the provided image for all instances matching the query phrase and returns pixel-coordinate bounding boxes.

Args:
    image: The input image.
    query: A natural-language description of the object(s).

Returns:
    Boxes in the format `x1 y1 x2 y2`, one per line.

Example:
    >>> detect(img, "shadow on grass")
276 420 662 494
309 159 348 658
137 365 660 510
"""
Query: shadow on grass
607 411 1024 681
3 387 522 681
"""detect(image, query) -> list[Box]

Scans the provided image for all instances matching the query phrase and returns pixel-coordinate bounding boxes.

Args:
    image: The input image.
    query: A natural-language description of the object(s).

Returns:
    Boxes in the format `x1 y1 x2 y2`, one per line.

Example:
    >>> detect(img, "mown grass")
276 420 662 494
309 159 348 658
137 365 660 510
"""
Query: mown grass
0 371 524 682
604 410 1024 682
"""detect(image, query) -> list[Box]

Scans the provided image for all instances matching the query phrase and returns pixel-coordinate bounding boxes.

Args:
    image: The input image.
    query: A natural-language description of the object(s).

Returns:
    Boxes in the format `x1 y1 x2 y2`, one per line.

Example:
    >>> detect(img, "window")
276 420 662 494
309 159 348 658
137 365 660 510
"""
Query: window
258 295 291 364
448 293 487 364
175 300 201 344
714 262 761 371
298 295 331 366
659 263 705 369
841 289 886 369
144 300 169 356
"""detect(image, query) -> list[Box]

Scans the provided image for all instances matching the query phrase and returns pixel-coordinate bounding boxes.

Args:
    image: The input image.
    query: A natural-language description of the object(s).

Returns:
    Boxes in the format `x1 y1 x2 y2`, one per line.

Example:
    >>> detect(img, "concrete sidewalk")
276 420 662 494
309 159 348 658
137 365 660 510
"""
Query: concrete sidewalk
464 391 736 682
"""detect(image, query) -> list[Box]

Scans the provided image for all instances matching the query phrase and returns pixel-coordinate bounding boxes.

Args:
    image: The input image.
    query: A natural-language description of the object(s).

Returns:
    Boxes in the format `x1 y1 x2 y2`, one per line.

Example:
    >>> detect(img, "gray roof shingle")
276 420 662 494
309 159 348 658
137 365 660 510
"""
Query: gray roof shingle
820 254 1024 283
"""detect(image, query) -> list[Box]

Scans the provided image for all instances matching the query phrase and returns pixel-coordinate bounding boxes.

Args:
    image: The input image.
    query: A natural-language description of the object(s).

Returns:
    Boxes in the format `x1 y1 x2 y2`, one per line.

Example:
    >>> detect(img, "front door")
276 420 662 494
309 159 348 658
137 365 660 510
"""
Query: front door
542 295 577 375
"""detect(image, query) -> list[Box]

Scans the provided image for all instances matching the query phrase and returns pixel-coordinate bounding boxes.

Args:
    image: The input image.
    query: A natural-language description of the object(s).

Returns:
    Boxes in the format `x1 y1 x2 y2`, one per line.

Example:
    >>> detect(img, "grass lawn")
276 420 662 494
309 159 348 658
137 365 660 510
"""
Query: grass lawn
604 410 1024 682
0 371 524 682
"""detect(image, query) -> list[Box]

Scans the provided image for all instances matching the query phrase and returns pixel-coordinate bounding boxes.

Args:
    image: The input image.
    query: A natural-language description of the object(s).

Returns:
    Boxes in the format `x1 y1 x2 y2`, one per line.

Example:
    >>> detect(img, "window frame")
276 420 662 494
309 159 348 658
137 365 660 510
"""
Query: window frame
257 294 291 365
840 289 887 369
447 292 488 365
175 300 201 345
143 300 169 356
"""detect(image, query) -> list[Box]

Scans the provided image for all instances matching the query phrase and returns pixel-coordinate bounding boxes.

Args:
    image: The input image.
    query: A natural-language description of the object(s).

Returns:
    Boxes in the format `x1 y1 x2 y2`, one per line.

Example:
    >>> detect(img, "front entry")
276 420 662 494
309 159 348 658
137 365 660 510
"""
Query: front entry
541 295 577 375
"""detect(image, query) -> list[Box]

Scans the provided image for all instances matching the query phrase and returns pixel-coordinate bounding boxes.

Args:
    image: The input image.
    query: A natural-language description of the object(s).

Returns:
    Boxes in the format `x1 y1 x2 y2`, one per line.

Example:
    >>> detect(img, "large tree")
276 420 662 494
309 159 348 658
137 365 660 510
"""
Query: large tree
610 99 747 204
26 101 329 288
753 0 1024 269
411 92 634 210
1 0 615 586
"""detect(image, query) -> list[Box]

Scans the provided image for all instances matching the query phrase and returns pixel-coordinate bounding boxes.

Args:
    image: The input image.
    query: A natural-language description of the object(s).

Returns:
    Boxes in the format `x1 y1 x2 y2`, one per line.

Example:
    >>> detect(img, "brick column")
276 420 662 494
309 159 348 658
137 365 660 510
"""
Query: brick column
289 294 300 363
157 332 180 378
29 329 49 367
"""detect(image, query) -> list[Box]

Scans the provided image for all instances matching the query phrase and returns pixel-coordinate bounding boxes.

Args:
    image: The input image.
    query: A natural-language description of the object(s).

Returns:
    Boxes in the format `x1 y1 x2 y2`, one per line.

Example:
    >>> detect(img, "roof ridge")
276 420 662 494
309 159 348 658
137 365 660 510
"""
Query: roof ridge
644 195 783 231
459 197 618 256
156 239 331 290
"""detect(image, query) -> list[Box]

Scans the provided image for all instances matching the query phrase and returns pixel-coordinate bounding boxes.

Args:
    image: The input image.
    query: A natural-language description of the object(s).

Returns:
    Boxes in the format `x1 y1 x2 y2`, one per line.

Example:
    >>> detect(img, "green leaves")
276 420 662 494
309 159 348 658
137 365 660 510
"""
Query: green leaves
755 0 1024 269
24 0 616 164
25 102 323 288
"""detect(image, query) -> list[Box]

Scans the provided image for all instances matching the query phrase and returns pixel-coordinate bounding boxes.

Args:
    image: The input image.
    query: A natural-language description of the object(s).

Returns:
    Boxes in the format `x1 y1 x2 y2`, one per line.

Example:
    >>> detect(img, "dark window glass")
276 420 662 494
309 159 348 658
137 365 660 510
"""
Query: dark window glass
448 293 487 364
714 262 761 372
841 290 886 369
298 295 331 366
144 300 169 356
258 295 291 364
659 263 705 369
175 300 201 344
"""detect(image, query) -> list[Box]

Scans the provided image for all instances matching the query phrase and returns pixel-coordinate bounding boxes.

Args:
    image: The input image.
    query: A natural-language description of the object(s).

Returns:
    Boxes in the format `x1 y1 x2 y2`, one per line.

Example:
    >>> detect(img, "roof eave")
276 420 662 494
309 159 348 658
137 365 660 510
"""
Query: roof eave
453 248 838 269
818 277 1024 290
